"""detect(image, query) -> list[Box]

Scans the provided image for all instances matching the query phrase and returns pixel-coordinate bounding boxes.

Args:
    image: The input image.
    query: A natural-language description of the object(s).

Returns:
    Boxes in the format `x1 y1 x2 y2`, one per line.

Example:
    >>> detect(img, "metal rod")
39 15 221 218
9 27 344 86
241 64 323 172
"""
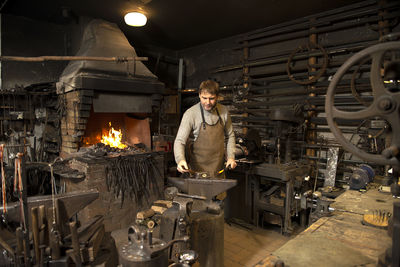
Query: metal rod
242 3 387 44
215 41 374 73
0 55 148 62
178 58 184 119
237 10 399 49
31 207 40 265
238 0 378 42
69 221 82 266
21 154 31 267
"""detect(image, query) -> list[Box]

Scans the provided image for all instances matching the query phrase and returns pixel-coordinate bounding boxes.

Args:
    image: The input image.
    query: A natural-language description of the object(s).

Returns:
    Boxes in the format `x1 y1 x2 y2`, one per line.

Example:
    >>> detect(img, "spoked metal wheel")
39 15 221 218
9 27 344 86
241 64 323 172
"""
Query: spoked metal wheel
325 41 400 167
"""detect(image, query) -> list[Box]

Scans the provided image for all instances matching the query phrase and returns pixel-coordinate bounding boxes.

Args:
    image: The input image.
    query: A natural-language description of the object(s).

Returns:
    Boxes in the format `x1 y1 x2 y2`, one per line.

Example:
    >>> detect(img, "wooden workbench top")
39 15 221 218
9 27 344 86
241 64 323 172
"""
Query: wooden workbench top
255 188 395 267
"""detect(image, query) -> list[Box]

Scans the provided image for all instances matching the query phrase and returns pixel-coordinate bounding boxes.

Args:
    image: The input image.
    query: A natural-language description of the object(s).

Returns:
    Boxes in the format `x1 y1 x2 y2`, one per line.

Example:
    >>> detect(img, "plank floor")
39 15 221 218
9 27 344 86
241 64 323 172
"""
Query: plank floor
224 223 291 267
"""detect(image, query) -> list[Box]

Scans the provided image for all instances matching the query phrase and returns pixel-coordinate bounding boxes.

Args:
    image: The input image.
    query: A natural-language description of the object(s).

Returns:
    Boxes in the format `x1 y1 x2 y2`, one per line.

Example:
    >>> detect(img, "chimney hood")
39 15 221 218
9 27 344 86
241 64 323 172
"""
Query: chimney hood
56 19 165 96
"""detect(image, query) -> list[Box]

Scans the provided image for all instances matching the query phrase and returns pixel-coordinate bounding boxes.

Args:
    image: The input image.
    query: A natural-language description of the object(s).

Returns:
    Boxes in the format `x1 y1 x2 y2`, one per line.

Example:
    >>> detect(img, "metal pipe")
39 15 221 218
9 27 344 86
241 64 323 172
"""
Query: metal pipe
247 38 377 63
240 3 379 43
247 57 368 78
309 117 367 126
245 80 371 98
0 13 2 90
238 0 378 42
237 10 399 49
215 41 373 73
0 55 148 62
178 58 184 118
21 153 31 267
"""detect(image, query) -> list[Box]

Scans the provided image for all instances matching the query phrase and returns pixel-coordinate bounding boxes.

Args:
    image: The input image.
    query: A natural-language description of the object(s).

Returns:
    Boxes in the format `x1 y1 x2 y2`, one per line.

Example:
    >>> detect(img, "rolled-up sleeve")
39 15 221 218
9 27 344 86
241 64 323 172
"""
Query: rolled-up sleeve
174 111 193 164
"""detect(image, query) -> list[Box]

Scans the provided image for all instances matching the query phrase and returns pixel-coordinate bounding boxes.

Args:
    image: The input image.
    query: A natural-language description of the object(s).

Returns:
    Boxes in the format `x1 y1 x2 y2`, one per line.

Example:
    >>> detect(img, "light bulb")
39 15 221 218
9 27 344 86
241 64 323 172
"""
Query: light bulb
124 12 147 27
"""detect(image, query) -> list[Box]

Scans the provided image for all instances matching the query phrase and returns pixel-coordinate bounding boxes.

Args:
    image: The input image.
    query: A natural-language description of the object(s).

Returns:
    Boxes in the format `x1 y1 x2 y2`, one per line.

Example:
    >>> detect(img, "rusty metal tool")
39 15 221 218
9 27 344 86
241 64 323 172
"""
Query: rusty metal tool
69 221 82 266
0 234 14 259
165 186 207 200
48 206 61 261
0 190 99 225
177 192 207 200
31 207 40 265
38 205 46 267
15 227 24 264
64 215 104 244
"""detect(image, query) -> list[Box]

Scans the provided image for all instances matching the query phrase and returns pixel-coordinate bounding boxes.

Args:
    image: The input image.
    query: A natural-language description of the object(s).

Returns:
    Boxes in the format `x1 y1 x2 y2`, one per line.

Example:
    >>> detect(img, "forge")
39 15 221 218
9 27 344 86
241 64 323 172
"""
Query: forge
54 19 166 231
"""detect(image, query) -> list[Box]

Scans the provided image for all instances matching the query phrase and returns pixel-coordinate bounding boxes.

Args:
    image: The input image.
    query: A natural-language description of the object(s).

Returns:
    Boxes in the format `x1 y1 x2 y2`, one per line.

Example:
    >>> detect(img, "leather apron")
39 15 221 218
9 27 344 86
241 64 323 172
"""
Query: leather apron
189 105 225 177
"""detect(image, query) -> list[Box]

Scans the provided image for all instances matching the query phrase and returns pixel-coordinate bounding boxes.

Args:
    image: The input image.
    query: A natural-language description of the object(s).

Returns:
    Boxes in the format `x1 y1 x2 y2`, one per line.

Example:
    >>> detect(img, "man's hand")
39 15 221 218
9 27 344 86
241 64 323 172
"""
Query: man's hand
177 160 189 173
226 158 237 170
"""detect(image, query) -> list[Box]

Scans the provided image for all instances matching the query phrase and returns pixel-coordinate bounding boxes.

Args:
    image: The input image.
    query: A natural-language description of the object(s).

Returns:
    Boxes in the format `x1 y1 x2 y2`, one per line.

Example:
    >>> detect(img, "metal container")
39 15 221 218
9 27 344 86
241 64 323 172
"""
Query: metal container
118 225 189 267
119 237 168 267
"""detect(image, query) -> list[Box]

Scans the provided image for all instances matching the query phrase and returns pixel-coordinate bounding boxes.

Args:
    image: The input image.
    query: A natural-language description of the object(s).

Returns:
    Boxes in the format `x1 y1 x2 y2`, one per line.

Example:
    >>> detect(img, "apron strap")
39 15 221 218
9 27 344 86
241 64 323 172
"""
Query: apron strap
200 104 224 129
200 104 206 130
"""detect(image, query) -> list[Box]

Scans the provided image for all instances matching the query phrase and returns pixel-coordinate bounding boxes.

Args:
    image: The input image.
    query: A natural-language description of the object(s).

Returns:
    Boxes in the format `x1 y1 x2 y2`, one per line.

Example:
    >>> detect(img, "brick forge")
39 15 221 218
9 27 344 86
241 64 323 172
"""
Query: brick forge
54 19 166 232
59 89 94 156
62 153 164 232
57 88 163 231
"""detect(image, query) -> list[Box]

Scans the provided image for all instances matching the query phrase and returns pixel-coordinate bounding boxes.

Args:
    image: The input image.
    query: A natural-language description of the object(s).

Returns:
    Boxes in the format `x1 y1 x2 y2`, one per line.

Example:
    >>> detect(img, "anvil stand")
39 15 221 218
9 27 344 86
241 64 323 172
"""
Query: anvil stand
167 176 237 267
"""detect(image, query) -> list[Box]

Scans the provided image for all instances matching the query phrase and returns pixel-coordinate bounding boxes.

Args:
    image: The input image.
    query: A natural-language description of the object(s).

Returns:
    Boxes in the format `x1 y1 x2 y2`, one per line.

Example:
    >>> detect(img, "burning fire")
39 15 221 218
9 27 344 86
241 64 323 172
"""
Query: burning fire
101 122 127 149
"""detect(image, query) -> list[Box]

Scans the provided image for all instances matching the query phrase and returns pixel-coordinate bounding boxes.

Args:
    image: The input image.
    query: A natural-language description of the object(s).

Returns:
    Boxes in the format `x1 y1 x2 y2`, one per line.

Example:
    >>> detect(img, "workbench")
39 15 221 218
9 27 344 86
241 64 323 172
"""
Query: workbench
255 188 395 267
225 161 310 234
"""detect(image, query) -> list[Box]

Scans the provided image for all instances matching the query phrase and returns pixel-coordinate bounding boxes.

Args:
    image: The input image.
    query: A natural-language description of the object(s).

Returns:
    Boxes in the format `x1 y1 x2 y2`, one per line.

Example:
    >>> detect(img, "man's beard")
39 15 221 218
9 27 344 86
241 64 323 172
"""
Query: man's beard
202 102 216 111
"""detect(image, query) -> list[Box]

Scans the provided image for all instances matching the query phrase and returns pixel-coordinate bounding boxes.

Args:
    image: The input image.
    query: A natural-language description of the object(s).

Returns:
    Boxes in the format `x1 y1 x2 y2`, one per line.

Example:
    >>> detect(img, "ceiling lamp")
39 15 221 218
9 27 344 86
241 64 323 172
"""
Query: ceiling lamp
124 12 147 27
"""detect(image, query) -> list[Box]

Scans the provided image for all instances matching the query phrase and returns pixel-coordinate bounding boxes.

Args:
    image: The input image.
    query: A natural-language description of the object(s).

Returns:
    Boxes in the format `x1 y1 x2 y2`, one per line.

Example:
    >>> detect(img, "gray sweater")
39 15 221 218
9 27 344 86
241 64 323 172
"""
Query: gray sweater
174 102 236 164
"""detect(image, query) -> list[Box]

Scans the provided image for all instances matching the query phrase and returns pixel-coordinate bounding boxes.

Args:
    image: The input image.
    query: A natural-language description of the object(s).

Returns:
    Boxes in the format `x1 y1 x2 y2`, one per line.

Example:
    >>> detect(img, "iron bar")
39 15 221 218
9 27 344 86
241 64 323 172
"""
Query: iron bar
0 56 148 62
238 0 378 42
236 10 399 49
215 40 374 73
309 117 366 126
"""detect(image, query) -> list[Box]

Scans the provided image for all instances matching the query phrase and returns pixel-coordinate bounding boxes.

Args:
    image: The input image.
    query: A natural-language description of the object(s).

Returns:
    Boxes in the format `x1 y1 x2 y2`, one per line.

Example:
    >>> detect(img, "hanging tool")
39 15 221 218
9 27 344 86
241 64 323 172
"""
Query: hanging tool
14 152 31 266
0 234 15 260
38 205 47 267
15 227 24 264
31 207 40 265
0 190 99 224
14 153 26 230
1 144 7 214
69 221 82 266
49 157 62 260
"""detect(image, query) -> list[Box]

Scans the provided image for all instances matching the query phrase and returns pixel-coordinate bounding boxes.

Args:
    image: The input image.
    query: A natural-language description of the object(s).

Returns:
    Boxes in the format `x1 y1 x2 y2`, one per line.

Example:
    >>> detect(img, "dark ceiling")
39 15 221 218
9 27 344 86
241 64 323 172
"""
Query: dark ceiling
2 0 364 50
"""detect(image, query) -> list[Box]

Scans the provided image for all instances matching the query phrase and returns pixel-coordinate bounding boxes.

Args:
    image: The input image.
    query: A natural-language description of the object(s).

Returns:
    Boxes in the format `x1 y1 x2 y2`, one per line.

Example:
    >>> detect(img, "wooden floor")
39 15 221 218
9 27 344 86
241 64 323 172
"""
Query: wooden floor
224 223 291 267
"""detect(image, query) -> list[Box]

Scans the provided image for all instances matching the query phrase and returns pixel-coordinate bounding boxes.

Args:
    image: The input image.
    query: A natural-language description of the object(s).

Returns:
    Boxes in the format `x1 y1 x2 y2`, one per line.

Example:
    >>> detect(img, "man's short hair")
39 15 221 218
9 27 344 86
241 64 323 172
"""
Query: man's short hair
199 80 219 95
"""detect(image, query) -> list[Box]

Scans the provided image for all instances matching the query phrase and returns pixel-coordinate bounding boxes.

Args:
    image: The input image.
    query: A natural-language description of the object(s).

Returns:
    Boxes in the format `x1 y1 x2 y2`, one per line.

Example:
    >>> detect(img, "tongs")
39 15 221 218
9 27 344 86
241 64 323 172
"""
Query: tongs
217 165 231 174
